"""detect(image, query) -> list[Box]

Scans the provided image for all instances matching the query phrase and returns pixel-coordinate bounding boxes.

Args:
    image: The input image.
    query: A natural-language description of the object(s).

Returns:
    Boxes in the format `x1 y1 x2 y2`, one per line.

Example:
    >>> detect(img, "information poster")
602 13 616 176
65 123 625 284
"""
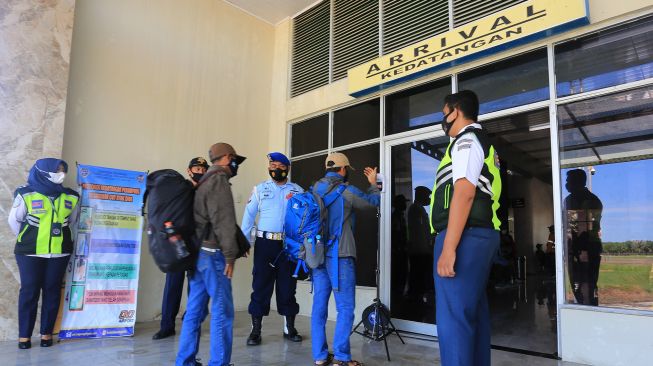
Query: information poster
59 164 146 339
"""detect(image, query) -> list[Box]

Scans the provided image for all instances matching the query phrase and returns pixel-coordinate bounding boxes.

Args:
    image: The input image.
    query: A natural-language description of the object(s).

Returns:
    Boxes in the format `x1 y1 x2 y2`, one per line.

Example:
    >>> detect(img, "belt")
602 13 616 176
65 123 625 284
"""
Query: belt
201 247 220 253
256 231 284 241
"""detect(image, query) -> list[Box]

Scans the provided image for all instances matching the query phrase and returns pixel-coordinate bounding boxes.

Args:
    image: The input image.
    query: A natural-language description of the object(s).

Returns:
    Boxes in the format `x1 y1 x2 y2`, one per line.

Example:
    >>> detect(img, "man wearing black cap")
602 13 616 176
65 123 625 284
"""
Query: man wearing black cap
176 143 245 366
153 157 209 340
241 152 304 346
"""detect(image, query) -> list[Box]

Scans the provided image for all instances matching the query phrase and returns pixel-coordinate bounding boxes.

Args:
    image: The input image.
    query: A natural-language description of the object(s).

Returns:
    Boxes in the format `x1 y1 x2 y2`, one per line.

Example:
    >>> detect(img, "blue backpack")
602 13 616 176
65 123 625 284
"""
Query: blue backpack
283 182 346 277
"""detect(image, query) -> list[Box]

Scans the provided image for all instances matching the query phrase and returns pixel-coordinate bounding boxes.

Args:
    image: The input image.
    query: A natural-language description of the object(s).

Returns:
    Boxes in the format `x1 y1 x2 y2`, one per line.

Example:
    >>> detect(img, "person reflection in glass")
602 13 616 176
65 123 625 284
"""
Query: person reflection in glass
564 169 603 306
407 186 435 305
391 194 409 309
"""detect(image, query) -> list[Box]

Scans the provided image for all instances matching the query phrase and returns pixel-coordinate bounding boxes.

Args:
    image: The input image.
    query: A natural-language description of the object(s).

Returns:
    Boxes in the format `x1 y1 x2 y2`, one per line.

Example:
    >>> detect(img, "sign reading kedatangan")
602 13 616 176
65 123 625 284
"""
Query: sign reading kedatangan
59 164 146 339
347 0 589 97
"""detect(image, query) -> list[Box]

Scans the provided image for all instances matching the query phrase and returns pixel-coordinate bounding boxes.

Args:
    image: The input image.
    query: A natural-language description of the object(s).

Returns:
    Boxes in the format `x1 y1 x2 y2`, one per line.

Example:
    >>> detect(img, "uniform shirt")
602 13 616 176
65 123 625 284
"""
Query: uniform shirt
451 123 485 186
8 193 79 258
241 179 303 240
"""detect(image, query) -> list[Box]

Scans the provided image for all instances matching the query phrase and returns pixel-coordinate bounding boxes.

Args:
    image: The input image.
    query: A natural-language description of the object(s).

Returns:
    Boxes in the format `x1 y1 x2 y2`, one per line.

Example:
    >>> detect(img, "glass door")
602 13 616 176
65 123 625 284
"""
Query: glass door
384 133 450 336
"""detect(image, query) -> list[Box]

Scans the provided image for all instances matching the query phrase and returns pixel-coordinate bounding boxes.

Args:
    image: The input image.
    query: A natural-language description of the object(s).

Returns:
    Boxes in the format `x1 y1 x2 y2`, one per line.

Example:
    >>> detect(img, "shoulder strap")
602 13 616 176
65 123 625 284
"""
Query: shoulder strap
323 184 346 208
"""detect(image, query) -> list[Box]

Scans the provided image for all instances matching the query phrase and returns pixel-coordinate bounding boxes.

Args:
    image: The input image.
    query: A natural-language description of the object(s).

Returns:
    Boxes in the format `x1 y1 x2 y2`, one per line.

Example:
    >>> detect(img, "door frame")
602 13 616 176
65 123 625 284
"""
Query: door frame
381 127 448 337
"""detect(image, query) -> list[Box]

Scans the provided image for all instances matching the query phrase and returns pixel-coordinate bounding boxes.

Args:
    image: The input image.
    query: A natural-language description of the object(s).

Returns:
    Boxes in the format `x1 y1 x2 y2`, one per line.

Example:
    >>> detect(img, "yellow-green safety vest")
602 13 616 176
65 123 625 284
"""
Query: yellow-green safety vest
14 186 80 255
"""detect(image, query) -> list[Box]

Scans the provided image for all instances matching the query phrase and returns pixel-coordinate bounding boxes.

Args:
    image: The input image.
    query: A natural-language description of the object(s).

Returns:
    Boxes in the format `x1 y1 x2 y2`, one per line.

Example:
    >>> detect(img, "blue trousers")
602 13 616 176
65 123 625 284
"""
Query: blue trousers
15 254 70 338
311 257 356 362
434 227 499 366
176 250 233 366
161 270 186 332
248 237 299 317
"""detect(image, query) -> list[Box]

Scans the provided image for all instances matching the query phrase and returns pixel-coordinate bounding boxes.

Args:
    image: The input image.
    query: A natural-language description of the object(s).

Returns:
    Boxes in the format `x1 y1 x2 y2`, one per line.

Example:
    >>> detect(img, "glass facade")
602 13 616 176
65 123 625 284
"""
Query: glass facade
288 15 653 322
558 86 653 310
555 16 653 97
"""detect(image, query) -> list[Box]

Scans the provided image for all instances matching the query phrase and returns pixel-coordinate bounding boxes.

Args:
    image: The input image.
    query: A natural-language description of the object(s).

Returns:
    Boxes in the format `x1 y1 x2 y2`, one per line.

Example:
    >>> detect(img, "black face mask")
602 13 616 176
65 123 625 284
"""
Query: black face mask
268 168 288 182
229 159 240 177
190 173 204 183
343 170 350 182
442 110 455 137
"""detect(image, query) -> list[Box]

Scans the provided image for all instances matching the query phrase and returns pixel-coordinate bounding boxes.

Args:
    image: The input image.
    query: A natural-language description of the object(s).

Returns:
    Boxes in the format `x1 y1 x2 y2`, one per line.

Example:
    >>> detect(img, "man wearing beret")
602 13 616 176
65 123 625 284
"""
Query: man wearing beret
153 157 209 340
241 152 304 346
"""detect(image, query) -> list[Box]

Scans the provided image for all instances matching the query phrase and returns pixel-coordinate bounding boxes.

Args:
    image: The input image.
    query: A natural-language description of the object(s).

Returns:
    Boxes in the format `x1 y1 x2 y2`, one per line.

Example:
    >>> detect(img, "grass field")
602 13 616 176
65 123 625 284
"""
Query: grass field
566 255 653 309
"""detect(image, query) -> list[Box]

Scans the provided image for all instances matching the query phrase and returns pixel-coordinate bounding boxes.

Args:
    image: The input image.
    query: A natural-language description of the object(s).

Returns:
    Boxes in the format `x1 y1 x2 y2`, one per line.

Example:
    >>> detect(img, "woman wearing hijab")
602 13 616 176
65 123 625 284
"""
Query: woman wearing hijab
7 158 80 349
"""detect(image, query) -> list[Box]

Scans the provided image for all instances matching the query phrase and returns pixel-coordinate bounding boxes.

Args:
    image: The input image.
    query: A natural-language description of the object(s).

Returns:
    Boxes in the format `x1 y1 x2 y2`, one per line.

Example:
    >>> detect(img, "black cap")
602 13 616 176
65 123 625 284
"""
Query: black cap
188 157 209 169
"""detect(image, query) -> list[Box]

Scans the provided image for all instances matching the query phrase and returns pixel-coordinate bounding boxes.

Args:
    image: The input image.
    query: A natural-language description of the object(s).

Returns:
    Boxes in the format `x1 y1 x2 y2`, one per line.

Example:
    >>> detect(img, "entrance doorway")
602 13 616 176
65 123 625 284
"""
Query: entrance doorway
385 107 558 356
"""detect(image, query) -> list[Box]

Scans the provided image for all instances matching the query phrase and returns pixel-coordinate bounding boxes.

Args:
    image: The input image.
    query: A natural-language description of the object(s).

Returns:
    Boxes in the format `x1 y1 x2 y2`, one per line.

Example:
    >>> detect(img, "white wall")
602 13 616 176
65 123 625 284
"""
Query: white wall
561 307 653 365
62 0 275 322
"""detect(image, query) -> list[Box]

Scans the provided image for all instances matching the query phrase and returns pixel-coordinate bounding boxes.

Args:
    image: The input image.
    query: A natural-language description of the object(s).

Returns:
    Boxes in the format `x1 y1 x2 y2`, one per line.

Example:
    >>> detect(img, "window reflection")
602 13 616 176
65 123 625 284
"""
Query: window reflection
291 115 329 157
385 78 451 135
559 86 653 310
555 16 653 97
458 49 549 114
390 137 449 324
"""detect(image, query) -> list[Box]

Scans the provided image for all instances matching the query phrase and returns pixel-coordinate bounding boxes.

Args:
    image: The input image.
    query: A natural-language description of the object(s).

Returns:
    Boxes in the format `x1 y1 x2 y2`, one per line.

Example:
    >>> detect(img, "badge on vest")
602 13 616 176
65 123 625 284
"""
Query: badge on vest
52 223 62 237
65 200 73 209
32 200 44 209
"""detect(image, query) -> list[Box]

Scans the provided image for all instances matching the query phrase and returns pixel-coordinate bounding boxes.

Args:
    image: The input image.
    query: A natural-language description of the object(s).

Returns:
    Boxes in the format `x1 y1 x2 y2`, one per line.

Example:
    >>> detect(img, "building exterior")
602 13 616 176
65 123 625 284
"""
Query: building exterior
1 1 651 365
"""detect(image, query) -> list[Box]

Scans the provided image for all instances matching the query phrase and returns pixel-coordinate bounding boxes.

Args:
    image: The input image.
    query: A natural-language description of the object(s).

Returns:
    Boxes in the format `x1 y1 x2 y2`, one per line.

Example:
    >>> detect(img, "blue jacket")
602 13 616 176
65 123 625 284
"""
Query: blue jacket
313 172 380 289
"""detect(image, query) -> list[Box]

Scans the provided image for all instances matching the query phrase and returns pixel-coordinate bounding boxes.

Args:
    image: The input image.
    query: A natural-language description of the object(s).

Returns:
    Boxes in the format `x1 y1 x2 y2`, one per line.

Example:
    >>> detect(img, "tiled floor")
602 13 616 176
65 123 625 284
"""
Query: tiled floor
0 312 586 365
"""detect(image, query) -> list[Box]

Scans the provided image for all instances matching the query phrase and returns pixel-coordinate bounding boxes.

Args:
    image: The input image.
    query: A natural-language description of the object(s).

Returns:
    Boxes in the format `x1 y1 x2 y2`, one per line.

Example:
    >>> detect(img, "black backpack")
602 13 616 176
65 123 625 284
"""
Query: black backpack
145 169 197 273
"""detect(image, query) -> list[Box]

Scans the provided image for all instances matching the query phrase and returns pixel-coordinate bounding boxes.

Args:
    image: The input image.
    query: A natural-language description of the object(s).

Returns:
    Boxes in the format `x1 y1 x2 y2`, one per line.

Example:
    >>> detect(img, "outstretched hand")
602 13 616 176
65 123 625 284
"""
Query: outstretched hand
364 167 378 185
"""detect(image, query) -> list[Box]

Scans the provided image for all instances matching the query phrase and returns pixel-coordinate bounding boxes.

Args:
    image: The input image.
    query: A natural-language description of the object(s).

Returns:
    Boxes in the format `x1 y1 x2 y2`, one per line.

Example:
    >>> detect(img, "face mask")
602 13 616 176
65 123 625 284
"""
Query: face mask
442 110 455 137
48 172 66 184
268 168 288 182
343 170 350 182
229 159 240 177
191 173 204 183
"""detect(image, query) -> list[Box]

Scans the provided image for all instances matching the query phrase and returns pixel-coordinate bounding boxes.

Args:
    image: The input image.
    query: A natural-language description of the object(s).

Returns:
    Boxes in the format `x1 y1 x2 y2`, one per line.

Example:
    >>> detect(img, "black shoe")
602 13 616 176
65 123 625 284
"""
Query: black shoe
283 315 303 342
18 340 31 349
40 338 53 347
152 329 176 340
247 316 262 346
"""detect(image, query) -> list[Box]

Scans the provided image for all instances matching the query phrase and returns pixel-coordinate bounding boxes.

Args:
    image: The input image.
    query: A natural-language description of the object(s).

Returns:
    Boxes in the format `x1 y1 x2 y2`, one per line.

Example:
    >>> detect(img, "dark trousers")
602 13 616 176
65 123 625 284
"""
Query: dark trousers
160 270 186 332
15 254 70 338
248 237 299 317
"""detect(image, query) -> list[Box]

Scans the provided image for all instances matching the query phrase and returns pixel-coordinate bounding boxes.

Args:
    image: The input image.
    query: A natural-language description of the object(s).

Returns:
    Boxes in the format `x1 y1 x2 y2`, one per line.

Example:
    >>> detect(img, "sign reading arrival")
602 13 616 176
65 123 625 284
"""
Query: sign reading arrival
347 0 589 97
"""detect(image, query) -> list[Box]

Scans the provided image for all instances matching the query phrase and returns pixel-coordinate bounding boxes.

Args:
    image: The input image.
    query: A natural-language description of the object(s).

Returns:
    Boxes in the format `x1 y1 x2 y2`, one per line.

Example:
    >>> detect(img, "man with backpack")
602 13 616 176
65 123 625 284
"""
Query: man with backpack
176 142 246 366
241 152 304 346
153 157 209 340
311 153 379 366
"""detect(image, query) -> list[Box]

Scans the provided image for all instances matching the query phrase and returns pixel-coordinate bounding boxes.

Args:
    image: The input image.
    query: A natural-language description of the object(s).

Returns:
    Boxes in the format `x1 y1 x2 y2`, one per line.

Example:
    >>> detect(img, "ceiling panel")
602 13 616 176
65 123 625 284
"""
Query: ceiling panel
225 0 321 24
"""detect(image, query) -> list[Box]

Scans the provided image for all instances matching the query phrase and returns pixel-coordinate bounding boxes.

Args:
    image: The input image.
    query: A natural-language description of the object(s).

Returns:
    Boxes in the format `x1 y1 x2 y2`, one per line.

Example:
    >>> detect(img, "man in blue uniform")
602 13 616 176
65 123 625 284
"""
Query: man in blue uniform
241 152 304 346
153 157 209 340
430 90 502 366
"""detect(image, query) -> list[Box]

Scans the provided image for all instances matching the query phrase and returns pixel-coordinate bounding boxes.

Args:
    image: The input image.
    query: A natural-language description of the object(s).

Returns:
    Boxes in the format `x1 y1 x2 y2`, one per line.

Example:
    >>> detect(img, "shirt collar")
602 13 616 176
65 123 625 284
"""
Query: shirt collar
457 122 482 135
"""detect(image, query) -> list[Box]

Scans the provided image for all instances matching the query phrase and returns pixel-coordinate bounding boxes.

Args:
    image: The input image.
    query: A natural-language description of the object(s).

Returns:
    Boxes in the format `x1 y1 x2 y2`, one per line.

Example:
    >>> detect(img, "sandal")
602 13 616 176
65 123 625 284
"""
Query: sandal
314 353 333 365
333 360 363 366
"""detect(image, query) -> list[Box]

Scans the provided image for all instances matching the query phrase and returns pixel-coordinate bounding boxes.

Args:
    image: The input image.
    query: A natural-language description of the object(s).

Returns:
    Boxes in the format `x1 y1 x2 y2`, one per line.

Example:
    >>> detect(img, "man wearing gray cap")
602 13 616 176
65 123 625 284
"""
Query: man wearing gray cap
176 142 246 366
311 152 379 366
